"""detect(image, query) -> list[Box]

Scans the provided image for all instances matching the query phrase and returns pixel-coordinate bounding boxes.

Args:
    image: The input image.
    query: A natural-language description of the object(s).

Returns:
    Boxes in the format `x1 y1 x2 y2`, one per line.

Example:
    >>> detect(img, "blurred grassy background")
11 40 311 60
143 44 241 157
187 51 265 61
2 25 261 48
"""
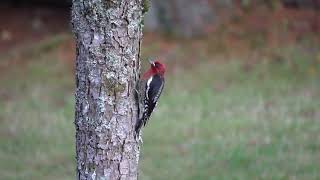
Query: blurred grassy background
1 1 320 180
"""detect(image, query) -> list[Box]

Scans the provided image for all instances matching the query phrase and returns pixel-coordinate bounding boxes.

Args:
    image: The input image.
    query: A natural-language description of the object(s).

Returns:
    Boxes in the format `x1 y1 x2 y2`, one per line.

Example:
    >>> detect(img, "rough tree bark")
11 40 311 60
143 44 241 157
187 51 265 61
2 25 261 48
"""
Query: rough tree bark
72 0 144 179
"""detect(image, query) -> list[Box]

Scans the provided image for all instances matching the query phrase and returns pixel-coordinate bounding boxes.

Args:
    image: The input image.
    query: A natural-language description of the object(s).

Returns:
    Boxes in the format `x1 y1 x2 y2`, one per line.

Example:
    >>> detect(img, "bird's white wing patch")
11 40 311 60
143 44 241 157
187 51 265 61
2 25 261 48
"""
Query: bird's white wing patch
146 76 153 99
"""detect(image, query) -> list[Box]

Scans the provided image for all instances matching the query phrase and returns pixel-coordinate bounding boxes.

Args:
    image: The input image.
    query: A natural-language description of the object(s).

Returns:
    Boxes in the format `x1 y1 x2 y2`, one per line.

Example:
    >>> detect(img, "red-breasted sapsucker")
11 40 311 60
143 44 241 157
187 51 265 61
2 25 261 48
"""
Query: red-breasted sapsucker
135 60 166 135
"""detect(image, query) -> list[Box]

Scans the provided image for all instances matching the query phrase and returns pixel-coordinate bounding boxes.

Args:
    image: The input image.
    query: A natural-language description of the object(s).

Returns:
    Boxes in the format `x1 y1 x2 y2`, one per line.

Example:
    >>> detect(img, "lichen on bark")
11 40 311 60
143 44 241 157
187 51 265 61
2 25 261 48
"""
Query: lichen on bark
72 0 144 179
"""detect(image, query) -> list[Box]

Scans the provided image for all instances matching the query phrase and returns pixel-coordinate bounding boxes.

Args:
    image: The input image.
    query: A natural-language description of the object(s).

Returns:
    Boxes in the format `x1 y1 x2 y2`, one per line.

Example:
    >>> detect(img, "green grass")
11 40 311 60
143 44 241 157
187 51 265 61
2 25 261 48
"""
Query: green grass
0 37 319 179
139 58 320 180
0 49 75 180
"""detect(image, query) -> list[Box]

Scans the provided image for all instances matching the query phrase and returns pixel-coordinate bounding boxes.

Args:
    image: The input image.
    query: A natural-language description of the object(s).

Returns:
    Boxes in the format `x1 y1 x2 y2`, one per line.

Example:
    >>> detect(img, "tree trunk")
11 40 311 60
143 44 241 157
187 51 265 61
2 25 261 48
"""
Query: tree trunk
72 0 144 179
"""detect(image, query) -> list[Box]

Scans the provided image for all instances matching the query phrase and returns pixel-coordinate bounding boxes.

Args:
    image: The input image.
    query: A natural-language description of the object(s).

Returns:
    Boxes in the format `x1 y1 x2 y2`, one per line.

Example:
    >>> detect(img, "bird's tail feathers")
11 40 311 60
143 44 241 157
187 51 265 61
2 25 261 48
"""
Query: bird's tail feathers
135 119 143 135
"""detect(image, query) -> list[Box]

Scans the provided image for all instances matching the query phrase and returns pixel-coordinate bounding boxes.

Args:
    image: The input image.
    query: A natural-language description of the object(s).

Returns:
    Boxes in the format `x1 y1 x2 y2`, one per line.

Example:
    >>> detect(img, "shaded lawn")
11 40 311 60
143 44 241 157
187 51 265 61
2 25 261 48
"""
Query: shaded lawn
0 36 319 180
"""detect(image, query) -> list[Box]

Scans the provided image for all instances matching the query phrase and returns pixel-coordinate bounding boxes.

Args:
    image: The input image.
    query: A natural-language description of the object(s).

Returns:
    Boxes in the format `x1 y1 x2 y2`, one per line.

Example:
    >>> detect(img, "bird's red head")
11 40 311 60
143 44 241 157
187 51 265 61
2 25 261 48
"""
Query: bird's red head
142 60 166 79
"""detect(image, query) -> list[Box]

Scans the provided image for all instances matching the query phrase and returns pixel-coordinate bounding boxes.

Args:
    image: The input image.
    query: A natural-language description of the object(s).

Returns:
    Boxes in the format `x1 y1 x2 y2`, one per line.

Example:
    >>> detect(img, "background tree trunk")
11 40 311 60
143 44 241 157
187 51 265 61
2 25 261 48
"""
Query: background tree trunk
72 0 144 179
143 0 234 37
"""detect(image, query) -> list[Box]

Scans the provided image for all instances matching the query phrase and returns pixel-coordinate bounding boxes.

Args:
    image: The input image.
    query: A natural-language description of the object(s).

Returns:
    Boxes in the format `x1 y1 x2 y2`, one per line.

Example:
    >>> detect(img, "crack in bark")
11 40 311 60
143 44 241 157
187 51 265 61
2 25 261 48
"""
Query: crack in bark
118 139 126 178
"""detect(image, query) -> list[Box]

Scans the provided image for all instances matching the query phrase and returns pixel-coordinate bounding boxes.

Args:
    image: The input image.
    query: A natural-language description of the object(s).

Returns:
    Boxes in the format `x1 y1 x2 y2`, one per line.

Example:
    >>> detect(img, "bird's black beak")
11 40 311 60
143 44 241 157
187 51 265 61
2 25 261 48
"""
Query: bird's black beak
149 60 155 66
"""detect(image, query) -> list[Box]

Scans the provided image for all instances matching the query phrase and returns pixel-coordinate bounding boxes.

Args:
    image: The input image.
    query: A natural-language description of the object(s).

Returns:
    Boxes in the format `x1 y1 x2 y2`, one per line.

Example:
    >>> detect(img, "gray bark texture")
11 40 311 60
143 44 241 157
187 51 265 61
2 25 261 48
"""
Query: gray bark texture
72 0 144 179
